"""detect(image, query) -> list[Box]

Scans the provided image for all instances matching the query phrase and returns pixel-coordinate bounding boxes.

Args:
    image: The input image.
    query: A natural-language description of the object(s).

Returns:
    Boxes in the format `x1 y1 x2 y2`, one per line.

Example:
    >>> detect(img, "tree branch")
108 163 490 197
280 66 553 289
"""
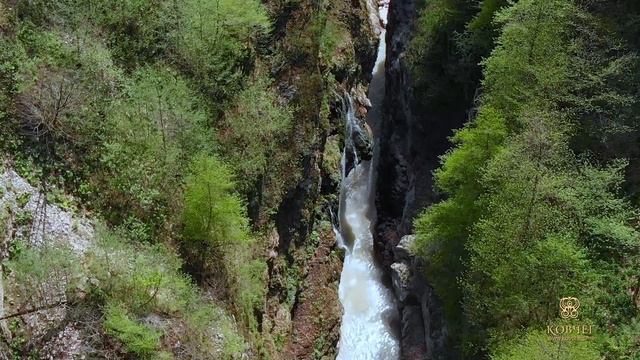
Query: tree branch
0 301 67 321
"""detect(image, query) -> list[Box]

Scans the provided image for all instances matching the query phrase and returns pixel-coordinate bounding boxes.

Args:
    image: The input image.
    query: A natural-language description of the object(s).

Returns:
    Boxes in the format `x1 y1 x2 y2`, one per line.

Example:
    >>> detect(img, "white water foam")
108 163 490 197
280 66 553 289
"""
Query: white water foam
336 2 398 358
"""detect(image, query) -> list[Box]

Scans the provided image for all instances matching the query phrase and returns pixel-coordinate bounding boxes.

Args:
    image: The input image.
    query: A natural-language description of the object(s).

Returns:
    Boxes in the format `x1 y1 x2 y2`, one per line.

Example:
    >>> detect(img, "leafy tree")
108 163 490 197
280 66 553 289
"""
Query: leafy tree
481 0 575 120
218 76 293 209
414 105 507 319
173 0 270 104
182 154 266 329
98 66 210 235
182 155 250 259
414 0 640 357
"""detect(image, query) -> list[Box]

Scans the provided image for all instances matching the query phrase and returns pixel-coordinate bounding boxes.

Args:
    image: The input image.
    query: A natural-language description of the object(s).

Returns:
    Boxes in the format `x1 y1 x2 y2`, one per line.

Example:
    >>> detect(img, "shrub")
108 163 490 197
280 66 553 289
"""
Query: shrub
218 76 293 198
491 330 601 360
5 243 83 310
104 303 162 358
15 0 175 67
173 0 269 103
3 224 248 358
182 154 266 329
97 66 210 235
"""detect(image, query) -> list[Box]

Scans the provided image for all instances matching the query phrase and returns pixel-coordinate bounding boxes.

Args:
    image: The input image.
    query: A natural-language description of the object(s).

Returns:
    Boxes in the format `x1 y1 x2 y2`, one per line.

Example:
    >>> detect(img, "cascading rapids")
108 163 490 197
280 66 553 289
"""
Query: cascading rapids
335 1 399 359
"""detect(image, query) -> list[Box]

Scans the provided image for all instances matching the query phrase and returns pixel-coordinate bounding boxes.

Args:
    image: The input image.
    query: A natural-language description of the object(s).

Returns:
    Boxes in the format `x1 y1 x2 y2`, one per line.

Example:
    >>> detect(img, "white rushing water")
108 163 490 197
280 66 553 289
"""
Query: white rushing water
336 1 399 359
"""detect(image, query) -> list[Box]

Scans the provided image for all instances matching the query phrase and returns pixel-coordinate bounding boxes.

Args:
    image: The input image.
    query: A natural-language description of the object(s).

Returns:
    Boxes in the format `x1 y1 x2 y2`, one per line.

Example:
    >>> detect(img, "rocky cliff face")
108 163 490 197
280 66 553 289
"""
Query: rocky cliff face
389 235 449 360
0 166 95 359
374 0 458 358
259 1 379 358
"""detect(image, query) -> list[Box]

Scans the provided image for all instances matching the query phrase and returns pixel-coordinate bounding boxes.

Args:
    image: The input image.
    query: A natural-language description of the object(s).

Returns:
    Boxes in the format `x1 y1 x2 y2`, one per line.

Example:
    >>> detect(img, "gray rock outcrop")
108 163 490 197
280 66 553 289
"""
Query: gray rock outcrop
390 234 449 360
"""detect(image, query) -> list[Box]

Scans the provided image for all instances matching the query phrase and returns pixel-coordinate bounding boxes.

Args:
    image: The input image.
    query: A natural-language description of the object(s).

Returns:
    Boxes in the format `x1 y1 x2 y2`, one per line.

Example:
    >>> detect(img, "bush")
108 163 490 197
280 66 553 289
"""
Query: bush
15 0 175 67
218 76 293 199
491 330 601 360
86 228 248 358
182 154 266 329
97 66 210 235
5 243 83 310
3 226 248 358
104 303 162 358
173 0 269 103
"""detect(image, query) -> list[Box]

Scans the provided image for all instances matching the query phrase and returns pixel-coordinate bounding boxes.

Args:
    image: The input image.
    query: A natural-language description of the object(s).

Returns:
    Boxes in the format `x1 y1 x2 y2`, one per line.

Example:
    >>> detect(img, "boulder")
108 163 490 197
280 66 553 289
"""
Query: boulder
390 261 411 302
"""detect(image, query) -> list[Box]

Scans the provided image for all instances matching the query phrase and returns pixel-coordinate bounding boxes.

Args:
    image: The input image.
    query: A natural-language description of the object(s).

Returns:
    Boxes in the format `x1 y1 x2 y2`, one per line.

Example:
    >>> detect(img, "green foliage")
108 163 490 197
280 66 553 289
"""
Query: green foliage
599 317 640 360
174 0 269 102
491 330 601 360
182 155 249 254
408 0 482 115
413 0 640 357
435 106 508 196
98 66 210 234
5 226 248 358
104 304 162 358
16 192 31 208
2 25 122 193
319 16 352 68
219 76 293 200
182 155 266 330
86 0 176 66
463 0 509 55
0 36 26 127
414 106 507 318
481 0 575 120
5 243 83 305
0 0 307 357
14 0 175 67
87 230 185 313
89 228 248 358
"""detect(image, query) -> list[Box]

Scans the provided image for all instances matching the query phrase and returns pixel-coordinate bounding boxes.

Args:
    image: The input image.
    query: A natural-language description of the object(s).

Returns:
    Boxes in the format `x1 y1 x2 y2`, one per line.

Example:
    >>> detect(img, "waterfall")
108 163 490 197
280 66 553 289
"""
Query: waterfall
336 1 399 359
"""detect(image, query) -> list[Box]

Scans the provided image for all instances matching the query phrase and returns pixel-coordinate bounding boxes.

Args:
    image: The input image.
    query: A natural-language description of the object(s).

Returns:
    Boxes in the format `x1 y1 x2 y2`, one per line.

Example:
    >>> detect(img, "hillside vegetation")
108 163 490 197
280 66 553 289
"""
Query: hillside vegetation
411 0 640 358
0 0 368 358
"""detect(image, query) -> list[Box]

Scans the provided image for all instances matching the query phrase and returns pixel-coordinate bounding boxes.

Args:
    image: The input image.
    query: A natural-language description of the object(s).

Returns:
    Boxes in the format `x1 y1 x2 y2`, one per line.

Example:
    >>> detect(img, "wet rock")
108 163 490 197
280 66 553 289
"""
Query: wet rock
353 83 373 109
394 234 415 261
390 233 451 360
282 225 342 359
277 82 297 105
401 305 428 360
390 234 428 360
373 0 460 358
352 122 373 161
390 261 411 302
422 284 450 360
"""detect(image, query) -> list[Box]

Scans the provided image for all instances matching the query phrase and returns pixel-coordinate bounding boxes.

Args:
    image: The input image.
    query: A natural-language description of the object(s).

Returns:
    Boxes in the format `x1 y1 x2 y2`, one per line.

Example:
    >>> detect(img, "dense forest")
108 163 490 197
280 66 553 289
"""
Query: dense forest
410 0 640 359
0 0 638 359
0 0 374 358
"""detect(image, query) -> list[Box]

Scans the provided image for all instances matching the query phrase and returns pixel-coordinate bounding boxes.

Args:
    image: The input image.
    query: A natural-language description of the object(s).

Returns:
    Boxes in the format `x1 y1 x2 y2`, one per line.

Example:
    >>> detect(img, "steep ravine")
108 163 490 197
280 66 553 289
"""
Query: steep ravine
335 1 403 359
373 0 462 358
261 0 383 358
